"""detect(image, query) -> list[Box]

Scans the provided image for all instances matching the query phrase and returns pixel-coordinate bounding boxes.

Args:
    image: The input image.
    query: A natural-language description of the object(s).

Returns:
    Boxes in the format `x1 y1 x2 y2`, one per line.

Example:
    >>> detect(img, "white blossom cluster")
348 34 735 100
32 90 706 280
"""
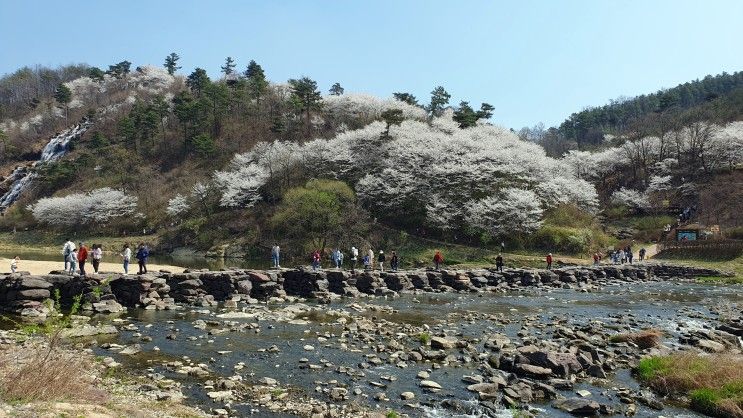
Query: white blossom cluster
322 94 427 125
215 113 598 236
29 188 138 226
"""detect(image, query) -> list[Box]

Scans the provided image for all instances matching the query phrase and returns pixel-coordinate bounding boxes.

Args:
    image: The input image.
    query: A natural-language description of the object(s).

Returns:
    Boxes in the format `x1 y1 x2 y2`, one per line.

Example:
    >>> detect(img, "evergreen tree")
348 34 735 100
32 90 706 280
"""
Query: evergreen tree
244 60 268 105
454 102 494 128
164 52 181 75
186 68 210 96
381 109 404 137
329 82 344 96
54 83 72 121
88 67 105 83
221 56 236 76
106 61 131 78
203 82 230 137
393 92 419 107
289 76 323 135
427 86 450 118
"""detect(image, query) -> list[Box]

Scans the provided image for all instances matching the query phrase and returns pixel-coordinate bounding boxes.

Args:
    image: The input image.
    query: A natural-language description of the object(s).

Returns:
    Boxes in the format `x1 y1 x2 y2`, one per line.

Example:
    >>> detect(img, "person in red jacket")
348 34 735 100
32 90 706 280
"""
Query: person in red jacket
433 250 443 271
77 242 89 277
546 253 553 270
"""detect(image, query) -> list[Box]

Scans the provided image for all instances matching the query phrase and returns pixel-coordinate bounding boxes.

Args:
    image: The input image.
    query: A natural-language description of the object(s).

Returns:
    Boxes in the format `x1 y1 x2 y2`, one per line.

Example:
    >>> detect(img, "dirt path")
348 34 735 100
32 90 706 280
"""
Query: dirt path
0 258 185 276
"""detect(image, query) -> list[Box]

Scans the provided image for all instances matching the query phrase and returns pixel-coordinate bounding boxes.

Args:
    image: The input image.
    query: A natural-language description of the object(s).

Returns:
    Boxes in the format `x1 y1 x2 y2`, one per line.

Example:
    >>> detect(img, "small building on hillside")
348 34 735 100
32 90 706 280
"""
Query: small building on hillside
676 223 706 241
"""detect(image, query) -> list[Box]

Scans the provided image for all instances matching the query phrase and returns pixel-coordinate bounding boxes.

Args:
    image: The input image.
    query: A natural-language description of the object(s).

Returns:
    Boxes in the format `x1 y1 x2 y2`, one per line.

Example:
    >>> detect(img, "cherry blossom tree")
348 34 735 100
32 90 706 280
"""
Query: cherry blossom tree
29 188 138 225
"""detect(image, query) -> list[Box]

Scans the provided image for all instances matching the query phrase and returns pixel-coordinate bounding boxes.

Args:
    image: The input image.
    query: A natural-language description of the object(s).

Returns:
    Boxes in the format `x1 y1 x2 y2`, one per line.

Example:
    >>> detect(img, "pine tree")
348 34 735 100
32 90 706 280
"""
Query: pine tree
381 109 404 137
164 52 181 75
427 86 450 118
88 67 105 83
329 82 344 96
106 61 131 79
393 92 419 107
54 83 72 121
289 76 323 135
221 56 236 76
244 60 268 105
186 68 210 96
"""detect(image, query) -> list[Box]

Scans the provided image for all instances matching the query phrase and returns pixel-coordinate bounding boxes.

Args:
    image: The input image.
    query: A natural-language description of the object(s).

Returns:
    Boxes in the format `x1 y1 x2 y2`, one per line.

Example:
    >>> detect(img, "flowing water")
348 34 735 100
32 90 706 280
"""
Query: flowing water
88 281 740 417
0 122 91 213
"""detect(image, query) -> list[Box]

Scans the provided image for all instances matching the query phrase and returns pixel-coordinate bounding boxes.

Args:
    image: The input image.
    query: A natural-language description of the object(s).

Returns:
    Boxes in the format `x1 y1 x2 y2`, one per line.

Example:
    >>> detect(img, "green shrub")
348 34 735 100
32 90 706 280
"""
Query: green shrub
529 225 612 254
543 204 595 228
418 332 431 345
633 215 675 231
636 356 669 381
690 388 720 414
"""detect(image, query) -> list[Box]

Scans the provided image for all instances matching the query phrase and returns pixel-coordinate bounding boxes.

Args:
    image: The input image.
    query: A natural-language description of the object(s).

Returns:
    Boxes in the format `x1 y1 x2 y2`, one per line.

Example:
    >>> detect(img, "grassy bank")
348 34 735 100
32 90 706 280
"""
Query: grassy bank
636 353 743 418
0 231 160 254
653 252 743 284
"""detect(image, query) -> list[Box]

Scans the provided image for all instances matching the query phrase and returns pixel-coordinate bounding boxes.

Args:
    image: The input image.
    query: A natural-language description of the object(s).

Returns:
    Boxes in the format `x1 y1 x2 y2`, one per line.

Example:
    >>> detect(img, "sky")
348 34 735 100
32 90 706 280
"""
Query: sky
2 0 743 129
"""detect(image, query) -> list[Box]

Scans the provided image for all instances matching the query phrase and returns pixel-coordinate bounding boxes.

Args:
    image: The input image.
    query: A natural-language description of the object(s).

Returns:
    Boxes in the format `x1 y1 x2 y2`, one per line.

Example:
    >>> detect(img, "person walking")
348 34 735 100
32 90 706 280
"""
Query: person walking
68 248 78 275
350 246 358 273
311 249 321 271
363 254 370 271
337 249 344 268
92 244 103 273
10 256 19 274
271 243 281 269
619 249 626 264
136 243 149 274
625 245 633 264
78 242 89 277
62 238 76 271
593 252 600 266
377 250 386 272
639 247 647 261
546 253 553 270
367 248 375 270
121 244 131 274
495 253 504 272
390 251 399 272
433 250 443 271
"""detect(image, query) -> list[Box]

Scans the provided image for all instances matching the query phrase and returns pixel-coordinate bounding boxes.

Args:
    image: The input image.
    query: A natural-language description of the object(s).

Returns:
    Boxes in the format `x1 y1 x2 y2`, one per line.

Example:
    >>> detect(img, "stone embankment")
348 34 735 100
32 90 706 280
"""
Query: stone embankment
0 263 727 319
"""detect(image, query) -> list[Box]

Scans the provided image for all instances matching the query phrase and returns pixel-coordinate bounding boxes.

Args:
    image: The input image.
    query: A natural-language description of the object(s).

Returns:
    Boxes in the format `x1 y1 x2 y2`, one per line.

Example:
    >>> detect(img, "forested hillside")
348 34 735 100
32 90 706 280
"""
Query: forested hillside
1 56 741 259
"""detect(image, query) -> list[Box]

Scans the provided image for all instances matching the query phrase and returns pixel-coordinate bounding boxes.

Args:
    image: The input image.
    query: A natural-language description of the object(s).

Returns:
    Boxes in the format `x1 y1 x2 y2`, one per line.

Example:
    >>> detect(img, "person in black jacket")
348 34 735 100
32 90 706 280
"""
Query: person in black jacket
390 251 399 272
377 250 386 272
495 253 504 272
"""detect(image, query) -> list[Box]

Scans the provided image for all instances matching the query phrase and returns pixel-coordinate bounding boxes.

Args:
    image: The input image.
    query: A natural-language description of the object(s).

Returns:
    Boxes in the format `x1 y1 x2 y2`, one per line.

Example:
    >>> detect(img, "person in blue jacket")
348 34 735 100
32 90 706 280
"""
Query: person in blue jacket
136 242 149 274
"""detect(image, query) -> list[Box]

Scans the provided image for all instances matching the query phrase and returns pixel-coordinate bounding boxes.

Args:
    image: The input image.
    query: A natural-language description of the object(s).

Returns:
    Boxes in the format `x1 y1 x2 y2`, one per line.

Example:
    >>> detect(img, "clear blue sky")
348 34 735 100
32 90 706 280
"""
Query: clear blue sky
2 0 743 129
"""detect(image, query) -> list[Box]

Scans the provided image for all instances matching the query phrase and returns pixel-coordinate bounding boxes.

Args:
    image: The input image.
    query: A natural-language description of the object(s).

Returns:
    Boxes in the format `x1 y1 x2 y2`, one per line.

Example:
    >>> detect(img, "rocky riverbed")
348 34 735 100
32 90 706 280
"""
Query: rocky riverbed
1 265 741 417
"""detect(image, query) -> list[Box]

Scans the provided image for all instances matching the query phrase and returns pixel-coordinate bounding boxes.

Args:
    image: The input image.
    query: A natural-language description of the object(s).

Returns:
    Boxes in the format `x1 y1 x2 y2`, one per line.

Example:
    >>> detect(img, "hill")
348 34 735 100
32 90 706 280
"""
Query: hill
1 58 741 260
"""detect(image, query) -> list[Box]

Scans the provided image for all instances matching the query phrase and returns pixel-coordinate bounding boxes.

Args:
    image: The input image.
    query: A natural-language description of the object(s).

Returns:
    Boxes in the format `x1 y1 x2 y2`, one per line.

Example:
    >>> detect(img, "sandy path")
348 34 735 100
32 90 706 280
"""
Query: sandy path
0 258 186 276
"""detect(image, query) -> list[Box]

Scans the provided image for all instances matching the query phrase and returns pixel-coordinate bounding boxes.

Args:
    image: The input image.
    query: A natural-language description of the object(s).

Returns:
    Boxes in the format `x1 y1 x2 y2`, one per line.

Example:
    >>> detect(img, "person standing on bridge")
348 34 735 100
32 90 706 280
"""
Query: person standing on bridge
546 253 553 270
121 244 131 274
377 250 386 272
68 248 78 275
433 250 443 271
350 246 358 273
639 247 647 261
367 248 375 270
92 244 103 273
77 242 88 277
10 256 19 274
271 243 281 269
390 251 399 272
136 243 149 274
62 238 75 271
495 253 504 272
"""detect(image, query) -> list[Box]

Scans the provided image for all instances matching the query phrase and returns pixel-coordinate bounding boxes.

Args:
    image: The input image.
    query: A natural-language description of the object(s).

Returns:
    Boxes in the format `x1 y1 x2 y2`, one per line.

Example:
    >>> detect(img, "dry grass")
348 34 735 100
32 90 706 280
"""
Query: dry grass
637 353 743 418
610 328 663 349
0 340 107 403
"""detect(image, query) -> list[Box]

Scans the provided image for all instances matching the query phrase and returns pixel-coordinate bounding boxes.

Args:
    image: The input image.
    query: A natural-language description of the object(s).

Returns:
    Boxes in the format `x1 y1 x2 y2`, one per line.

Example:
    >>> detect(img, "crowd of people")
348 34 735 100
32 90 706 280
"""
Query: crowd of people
60 238 150 275
270 244 443 272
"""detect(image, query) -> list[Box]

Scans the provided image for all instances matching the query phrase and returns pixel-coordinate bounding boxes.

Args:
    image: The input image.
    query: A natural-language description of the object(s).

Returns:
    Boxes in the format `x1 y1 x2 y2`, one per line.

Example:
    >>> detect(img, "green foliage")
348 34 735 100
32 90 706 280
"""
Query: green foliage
88 131 109 148
188 133 216 157
186 68 210 96
289 77 323 113
381 109 404 137
543 204 595 228
329 82 344 96
35 161 80 191
220 56 236 76
427 85 450 117
636 356 669 381
453 101 494 128
385 411 399 418
271 179 359 252
530 224 611 254
53 83 71 107
417 332 431 345
164 52 181 75
244 60 268 104
393 92 419 107
87 67 105 82
106 61 131 79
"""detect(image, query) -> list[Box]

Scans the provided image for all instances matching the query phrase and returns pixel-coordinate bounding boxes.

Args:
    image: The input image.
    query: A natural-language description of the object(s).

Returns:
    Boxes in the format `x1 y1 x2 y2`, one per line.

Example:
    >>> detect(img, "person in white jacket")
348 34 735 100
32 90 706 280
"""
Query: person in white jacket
367 248 374 270
351 246 359 273
62 238 76 271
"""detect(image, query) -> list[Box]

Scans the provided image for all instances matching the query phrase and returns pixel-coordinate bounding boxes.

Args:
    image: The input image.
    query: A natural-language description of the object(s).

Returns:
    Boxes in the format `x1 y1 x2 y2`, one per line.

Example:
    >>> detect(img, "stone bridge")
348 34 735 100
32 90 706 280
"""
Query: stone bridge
0 264 725 319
